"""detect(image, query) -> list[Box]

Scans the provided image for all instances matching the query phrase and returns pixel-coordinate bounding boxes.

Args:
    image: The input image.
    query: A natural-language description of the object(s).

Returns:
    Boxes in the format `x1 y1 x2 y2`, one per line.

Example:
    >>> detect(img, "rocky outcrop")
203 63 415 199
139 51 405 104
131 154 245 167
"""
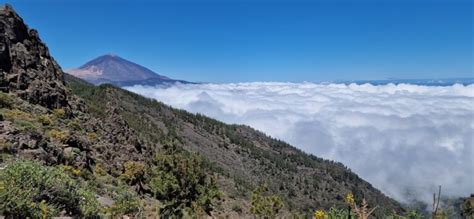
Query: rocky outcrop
0 4 150 175
0 4 69 109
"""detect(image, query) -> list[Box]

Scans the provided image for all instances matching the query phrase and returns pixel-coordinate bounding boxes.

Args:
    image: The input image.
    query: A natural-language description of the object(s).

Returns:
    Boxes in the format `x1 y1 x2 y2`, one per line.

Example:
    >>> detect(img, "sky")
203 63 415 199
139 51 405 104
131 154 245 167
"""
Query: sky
4 0 473 82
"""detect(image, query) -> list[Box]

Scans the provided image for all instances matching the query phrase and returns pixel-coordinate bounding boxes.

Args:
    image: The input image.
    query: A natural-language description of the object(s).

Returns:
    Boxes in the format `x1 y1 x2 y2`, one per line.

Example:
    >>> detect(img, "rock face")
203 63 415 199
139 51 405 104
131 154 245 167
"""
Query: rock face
0 5 148 172
67 54 190 86
0 4 69 109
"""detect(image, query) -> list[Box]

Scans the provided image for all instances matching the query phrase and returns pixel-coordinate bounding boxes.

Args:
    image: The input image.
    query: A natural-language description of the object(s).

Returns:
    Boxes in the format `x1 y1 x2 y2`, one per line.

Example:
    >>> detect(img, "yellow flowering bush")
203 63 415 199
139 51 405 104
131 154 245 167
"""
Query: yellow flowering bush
52 108 66 118
62 165 81 177
87 132 98 142
47 129 68 142
3 109 33 121
346 193 355 205
37 114 53 126
313 209 327 219
121 161 145 184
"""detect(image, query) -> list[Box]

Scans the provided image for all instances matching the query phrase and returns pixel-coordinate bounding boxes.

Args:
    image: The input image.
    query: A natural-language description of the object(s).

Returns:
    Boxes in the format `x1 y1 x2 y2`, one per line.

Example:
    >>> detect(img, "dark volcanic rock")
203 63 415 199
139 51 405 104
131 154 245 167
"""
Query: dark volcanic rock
0 4 69 109
0 5 149 173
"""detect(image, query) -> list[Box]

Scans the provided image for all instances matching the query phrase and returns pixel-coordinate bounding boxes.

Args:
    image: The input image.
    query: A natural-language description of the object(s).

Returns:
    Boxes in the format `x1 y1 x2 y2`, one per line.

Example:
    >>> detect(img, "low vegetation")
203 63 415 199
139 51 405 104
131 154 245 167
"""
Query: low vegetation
0 161 100 217
0 153 220 217
250 184 284 218
149 145 220 217
105 187 141 217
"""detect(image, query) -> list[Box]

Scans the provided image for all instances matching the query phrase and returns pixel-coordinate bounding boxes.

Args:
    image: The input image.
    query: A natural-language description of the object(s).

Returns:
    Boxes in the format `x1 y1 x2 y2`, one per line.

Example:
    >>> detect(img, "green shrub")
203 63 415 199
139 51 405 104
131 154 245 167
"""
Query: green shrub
149 146 220 217
150 170 179 198
13 119 37 131
47 129 68 142
325 207 356 219
37 114 53 126
87 132 98 142
77 188 102 217
106 187 141 217
3 109 34 121
0 92 12 108
52 108 66 118
61 165 82 177
0 161 100 217
121 161 145 185
94 163 108 176
250 184 284 218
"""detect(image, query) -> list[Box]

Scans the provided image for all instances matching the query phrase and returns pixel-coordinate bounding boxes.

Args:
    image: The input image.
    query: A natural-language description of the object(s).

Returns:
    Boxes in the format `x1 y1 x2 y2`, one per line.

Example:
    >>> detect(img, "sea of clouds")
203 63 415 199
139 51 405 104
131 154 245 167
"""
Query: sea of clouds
125 82 474 203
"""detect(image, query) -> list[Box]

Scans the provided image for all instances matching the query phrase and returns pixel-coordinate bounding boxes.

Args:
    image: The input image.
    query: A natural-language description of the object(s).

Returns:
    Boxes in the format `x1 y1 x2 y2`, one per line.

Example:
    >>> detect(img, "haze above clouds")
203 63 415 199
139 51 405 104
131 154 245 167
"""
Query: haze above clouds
125 82 474 203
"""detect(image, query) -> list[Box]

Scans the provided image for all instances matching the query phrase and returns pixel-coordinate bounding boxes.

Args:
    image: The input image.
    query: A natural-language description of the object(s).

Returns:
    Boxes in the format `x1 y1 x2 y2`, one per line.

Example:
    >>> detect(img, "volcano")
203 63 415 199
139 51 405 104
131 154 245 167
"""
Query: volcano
67 54 189 86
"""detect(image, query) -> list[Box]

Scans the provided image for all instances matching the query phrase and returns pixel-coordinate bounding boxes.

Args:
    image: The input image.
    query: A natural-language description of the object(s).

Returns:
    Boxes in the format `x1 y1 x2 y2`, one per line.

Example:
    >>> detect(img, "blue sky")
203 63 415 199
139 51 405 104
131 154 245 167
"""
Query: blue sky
5 0 473 82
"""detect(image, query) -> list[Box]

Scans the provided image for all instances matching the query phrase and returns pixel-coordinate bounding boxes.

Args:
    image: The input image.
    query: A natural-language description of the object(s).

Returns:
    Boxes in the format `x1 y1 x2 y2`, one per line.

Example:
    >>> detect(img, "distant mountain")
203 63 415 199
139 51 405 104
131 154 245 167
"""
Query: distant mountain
67 54 190 86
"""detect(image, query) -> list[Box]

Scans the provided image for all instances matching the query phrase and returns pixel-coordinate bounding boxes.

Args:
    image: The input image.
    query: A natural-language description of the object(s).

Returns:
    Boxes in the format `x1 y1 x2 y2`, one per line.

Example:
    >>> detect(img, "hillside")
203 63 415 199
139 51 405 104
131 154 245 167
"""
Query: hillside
67 54 189 86
0 4 403 217
66 75 405 215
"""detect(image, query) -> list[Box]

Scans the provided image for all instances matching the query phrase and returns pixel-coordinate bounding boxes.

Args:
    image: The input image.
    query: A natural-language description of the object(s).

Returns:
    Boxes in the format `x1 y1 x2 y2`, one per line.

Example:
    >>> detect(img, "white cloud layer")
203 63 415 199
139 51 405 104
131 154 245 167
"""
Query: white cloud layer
125 82 474 203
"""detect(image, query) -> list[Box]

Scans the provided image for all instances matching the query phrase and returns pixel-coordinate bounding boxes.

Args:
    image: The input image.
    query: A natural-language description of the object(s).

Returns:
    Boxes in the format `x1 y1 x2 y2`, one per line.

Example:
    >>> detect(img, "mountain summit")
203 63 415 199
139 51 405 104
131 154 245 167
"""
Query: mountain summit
67 54 188 86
